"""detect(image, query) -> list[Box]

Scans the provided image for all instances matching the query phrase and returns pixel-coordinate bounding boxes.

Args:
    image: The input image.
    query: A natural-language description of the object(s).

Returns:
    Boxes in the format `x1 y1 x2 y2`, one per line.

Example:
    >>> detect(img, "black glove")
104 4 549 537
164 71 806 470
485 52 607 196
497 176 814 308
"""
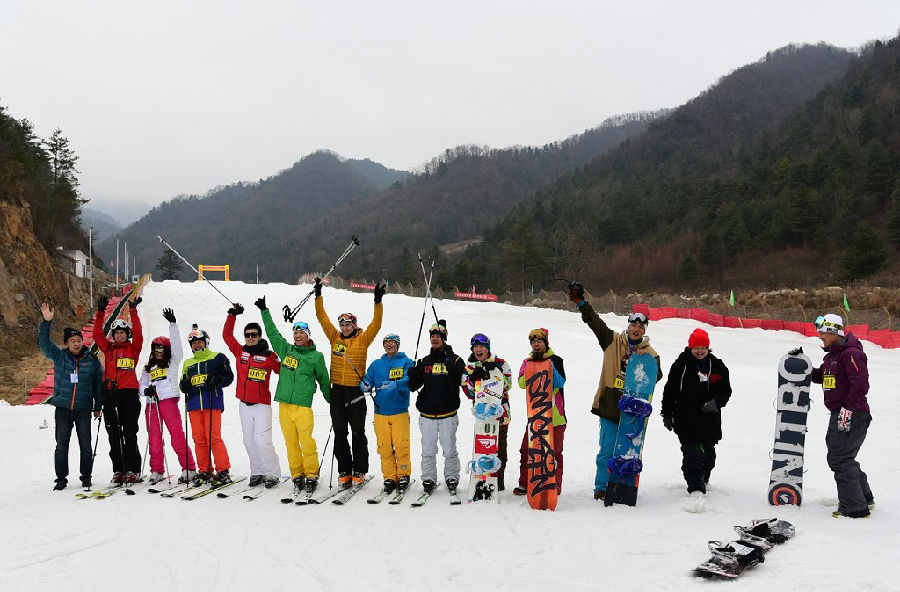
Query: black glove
254 296 267 311
314 277 323 297
568 281 584 303
131 296 142 309
470 367 489 381
179 376 191 394
374 282 386 304
228 303 245 316
162 308 176 323
701 399 718 413
663 416 674 431
144 385 157 398
788 347 803 356
97 296 109 312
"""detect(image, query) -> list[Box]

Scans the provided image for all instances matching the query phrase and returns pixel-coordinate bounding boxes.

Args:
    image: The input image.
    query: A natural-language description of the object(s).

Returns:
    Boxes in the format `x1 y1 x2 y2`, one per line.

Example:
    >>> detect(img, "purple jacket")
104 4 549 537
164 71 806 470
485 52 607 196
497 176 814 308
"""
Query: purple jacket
810 333 870 413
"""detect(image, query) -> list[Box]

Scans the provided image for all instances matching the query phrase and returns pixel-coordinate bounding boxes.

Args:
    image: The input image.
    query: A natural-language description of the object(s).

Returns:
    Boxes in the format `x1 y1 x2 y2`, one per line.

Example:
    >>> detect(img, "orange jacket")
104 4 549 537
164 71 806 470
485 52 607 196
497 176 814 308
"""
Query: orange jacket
315 296 383 387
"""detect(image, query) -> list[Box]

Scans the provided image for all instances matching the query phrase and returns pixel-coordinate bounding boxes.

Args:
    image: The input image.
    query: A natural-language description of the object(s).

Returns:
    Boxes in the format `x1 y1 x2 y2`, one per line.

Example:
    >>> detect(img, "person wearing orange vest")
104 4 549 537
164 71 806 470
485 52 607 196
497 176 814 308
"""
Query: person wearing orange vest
314 278 385 488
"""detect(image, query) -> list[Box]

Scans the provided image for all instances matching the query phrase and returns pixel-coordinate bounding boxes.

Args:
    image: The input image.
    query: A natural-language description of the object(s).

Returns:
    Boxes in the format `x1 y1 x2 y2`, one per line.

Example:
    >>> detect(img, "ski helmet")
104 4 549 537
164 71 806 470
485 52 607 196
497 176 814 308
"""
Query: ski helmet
470 333 491 351
815 314 845 337
110 318 132 339
337 313 358 326
151 336 171 349
383 333 400 347
292 321 312 338
187 324 209 346
627 312 649 326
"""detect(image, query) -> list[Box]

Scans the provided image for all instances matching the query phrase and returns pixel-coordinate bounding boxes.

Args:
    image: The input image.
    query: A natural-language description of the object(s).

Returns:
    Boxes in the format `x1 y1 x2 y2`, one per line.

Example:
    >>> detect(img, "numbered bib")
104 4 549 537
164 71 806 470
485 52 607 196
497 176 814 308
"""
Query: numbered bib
149 368 167 382
248 367 267 382
190 374 208 387
333 343 347 357
283 356 298 370
116 357 135 370
431 363 447 375
823 375 836 389
388 367 404 380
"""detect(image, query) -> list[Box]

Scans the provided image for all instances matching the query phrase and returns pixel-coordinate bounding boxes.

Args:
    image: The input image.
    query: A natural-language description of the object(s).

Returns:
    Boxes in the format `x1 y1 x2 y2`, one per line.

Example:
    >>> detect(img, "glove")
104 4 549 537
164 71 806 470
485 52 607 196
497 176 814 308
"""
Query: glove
701 399 718 413
144 385 157 398
228 303 245 316
359 381 372 393
663 416 674 431
162 308 176 323
567 281 585 304
837 407 853 432
470 366 489 381
788 347 803 356
254 296 267 311
97 296 109 312
374 283 386 304
179 376 191 394
131 296 142 309
314 277 323 297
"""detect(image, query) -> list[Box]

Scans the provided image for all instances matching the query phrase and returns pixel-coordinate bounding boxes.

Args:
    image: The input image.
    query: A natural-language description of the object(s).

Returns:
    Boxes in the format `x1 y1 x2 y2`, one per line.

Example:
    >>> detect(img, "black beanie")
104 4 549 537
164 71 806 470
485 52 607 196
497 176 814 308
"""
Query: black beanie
63 327 83 343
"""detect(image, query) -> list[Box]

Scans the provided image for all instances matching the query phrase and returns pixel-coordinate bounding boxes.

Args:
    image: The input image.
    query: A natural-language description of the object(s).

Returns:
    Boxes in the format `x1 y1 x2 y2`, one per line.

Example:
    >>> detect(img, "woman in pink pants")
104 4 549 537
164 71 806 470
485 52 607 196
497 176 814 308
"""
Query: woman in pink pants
138 308 196 484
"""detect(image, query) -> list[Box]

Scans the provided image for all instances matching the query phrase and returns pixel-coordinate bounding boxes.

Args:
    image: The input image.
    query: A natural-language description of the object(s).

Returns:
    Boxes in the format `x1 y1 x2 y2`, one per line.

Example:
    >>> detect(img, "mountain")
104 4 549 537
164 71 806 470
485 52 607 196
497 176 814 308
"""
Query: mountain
81 207 122 244
97 150 409 281
451 42 896 293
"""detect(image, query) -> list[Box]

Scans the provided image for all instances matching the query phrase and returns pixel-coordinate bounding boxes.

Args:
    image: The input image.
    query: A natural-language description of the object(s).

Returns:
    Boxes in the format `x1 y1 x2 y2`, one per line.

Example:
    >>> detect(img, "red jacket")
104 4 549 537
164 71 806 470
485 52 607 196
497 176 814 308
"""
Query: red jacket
223 314 281 405
93 307 143 391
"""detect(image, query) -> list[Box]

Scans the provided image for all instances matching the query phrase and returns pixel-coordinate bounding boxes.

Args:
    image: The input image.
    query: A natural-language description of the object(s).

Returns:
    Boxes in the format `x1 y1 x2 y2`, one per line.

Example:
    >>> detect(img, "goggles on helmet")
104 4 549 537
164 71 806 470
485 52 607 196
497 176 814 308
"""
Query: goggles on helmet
383 333 400 346
338 313 357 325
293 321 310 332
470 333 490 348
187 329 207 341
627 312 649 325
110 319 130 331
814 316 843 332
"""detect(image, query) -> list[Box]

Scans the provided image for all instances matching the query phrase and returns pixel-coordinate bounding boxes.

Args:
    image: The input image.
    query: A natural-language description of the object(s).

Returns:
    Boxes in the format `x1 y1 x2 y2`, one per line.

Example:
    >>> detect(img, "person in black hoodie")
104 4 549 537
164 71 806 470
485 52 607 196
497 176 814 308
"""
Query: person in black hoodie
661 328 731 496
407 320 466 496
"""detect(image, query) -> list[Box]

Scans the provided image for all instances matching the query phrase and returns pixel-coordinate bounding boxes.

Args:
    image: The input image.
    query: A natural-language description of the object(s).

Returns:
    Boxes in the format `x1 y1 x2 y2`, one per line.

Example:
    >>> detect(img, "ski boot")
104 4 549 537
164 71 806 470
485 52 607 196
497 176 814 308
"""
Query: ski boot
179 469 197 484
213 469 232 485
248 475 265 487
304 477 318 495
446 478 459 496
422 479 436 495
193 471 212 487
397 476 410 492
292 476 306 493
352 472 366 487
382 479 397 496
337 472 352 490
125 471 139 484
264 476 280 489
111 472 125 484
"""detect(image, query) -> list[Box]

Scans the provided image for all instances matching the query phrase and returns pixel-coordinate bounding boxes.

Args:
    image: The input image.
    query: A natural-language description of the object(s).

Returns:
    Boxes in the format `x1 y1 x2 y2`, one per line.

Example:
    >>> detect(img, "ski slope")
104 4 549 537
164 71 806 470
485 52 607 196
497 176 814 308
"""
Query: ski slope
2 280 898 591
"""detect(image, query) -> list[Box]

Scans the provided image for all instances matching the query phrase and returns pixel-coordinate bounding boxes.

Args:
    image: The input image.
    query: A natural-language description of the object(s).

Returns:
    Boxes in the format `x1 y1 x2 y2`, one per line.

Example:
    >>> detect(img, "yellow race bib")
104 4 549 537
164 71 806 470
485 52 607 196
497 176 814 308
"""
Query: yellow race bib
116 357 135 370
190 374 208 387
823 375 836 389
389 367 404 380
247 367 267 382
614 376 625 389
149 368 167 382
431 363 447 375
333 343 347 357
283 356 298 370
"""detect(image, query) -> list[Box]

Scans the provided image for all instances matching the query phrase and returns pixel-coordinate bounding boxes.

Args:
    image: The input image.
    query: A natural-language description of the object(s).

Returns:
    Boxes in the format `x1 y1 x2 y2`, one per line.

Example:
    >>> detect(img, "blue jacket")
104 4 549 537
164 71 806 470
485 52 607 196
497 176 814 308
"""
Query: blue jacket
38 320 103 412
362 352 415 416
179 349 234 412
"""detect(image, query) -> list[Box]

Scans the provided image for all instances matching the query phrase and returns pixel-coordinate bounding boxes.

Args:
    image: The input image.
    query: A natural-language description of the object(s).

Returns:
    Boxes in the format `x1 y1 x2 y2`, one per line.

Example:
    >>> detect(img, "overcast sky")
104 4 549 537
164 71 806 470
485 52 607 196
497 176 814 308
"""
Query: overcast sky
2 1 897 222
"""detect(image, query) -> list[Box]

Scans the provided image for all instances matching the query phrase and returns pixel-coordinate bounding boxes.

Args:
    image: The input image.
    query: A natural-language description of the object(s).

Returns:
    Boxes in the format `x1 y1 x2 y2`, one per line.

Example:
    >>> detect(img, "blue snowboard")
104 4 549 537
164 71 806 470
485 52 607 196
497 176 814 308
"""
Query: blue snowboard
605 352 658 506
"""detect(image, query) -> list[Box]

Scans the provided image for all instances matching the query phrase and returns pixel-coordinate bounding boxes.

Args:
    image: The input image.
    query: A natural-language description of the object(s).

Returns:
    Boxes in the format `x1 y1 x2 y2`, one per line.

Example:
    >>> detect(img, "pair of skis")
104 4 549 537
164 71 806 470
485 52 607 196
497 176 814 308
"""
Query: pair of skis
280 475 376 505
411 483 463 507
367 479 417 505
693 519 795 578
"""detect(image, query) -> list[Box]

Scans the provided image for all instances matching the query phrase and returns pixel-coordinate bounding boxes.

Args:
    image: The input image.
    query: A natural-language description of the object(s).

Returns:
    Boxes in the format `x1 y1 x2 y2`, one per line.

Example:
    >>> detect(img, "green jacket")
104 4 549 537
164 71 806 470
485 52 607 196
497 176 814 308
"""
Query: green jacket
262 309 331 407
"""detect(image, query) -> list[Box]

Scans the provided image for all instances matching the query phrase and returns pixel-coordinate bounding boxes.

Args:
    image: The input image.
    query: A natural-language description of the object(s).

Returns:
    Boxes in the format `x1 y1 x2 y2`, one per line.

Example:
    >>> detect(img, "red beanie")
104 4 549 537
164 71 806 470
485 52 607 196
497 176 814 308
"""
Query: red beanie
688 328 710 348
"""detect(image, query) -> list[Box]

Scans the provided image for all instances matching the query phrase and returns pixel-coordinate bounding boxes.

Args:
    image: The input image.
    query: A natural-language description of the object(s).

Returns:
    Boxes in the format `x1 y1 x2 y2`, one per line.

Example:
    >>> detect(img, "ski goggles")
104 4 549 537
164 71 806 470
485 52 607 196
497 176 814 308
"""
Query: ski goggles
429 322 447 336
187 329 207 341
470 333 490 348
337 313 357 325
528 328 548 342
627 312 649 325
110 319 130 331
814 316 843 332
383 333 400 346
292 321 311 333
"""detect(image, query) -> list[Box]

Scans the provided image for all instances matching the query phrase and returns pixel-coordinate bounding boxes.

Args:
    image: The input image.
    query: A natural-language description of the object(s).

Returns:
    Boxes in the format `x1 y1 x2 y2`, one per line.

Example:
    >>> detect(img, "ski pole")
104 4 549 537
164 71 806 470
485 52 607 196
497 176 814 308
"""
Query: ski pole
156 235 233 305
317 424 333 485
91 414 101 463
419 254 438 323
283 236 360 323
414 253 436 359
129 407 150 495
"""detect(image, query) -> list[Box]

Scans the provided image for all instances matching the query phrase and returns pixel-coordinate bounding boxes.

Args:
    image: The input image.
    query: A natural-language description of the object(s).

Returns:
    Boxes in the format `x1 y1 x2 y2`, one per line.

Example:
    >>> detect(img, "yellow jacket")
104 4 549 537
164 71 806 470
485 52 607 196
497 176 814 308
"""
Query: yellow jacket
315 296 383 387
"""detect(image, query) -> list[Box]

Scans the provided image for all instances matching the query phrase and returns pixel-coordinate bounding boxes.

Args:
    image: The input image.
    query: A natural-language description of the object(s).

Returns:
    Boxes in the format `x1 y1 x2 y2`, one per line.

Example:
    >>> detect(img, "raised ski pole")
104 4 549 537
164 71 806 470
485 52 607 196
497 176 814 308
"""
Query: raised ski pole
156 236 233 305
282 236 360 323
413 253 436 359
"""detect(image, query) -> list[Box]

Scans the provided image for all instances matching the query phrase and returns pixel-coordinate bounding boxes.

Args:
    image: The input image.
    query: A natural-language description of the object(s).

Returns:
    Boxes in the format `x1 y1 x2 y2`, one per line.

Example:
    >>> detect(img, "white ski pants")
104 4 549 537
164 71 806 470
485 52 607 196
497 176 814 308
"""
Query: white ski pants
239 401 281 478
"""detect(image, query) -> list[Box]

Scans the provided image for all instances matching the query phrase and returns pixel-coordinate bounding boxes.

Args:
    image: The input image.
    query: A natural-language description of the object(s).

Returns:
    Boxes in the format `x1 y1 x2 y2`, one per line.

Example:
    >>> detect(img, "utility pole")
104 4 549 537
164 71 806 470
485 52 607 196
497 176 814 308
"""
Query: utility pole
116 239 120 293
88 227 93 304
124 241 128 284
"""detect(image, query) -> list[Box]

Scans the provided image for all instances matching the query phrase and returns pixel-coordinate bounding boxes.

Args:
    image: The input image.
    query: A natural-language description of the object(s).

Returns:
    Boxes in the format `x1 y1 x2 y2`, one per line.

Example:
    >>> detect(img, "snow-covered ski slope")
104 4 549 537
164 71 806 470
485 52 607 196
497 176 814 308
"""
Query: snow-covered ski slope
2 280 898 591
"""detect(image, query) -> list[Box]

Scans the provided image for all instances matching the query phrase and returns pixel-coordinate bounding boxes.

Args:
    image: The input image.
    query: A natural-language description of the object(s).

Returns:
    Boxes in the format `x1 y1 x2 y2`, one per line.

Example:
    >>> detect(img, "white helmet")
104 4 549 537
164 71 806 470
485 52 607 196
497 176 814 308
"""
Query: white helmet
109 319 132 339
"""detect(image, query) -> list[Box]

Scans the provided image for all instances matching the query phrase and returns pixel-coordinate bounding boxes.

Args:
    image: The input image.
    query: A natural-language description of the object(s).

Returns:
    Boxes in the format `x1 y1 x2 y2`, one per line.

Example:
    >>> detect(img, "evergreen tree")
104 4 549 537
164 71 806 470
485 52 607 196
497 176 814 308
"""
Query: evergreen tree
839 224 888 281
156 248 183 280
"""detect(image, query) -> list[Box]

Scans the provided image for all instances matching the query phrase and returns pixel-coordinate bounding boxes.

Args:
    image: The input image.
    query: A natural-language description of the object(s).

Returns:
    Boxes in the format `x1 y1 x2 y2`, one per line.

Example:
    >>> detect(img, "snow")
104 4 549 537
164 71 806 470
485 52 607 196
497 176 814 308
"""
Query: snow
2 279 898 591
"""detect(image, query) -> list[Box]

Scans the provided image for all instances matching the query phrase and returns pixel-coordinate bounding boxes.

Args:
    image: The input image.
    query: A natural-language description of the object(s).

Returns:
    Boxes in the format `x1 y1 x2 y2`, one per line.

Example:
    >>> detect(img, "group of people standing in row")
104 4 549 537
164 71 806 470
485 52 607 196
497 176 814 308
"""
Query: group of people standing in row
39 280 874 517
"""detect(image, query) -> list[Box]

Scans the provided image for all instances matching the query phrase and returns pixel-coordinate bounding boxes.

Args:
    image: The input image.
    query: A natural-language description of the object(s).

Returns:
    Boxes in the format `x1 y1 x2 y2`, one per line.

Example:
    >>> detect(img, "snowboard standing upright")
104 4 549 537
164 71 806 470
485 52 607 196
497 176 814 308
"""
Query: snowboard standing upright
605 352 658 506
466 377 504 503
767 350 812 506
522 358 557 511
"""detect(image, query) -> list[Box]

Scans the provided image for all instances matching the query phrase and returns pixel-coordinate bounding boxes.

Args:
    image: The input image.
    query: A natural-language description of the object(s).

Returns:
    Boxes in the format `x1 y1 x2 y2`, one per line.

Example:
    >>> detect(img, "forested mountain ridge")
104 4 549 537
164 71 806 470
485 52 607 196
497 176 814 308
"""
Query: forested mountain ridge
451 41 898 293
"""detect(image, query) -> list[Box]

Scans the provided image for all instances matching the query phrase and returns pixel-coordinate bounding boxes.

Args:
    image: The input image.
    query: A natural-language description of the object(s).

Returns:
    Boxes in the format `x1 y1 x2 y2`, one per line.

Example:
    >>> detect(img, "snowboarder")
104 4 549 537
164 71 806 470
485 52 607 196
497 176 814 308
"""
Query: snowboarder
137 308 197 484
567 282 662 501
93 294 144 483
179 324 234 485
260 297 331 496
408 320 466 496
224 303 282 488
314 278 384 488
810 313 874 518
513 328 567 496
360 333 416 496
463 333 512 490
38 303 103 490
660 328 731 497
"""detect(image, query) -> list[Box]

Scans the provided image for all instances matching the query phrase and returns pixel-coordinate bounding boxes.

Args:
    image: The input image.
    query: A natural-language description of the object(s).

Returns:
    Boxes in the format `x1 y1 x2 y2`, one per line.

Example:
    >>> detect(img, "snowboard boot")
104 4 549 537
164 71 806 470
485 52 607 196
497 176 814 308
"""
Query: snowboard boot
53 479 67 491
513 486 527 497
397 476 410 492
352 472 366 487
293 476 306 493
422 479 436 494
213 469 232 485
305 477 318 495
338 472 352 490
264 476 280 489
248 475 265 487
80 476 92 488
179 469 197 484
832 508 870 519
111 472 125 484
446 478 459 496
383 479 397 495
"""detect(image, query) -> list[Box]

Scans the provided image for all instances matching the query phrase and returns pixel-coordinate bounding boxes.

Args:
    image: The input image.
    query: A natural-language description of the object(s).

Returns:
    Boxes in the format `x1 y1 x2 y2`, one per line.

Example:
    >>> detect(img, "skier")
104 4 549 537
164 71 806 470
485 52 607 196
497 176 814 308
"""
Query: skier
408 320 466 496
810 313 874 518
567 282 662 501
513 328 567 496
179 324 235 485
223 303 283 489
137 308 197 484
660 328 731 497
314 277 385 488
360 333 416 497
39 303 103 490
93 294 144 483
462 333 512 490
260 297 331 496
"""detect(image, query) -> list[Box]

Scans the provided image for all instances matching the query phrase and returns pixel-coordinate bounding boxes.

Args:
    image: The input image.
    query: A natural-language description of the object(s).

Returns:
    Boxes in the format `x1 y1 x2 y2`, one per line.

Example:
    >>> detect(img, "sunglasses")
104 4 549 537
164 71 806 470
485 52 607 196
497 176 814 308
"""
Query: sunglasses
244 332 260 338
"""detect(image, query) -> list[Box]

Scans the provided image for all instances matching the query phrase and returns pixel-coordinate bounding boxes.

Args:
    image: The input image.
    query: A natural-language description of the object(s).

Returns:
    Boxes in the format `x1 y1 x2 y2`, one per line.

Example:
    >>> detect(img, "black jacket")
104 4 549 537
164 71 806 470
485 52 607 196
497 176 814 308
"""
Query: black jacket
408 345 465 418
661 348 731 442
